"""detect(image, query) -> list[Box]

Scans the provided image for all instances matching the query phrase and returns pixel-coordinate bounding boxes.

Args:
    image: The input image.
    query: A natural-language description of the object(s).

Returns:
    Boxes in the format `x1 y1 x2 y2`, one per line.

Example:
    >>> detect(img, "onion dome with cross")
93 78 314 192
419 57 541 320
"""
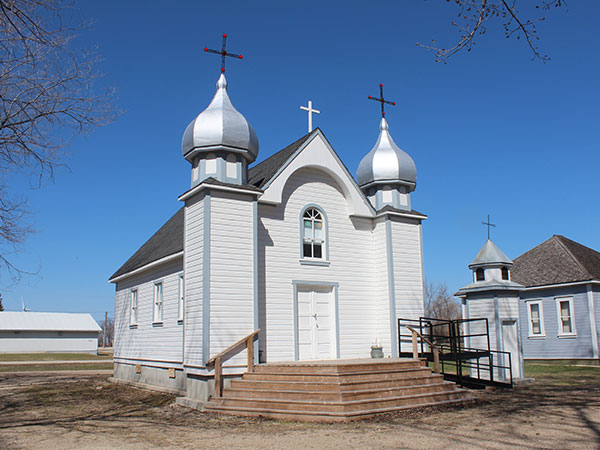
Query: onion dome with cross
182 34 258 187
357 84 417 211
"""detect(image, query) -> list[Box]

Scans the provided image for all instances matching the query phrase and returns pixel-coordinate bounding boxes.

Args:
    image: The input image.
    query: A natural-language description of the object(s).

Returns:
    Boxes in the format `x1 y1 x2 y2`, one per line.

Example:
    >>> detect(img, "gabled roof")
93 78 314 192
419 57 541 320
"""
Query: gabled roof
247 129 316 188
110 208 184 281
469 239 513 268
511 235 600 287
0 312 101 332
110 132 316 282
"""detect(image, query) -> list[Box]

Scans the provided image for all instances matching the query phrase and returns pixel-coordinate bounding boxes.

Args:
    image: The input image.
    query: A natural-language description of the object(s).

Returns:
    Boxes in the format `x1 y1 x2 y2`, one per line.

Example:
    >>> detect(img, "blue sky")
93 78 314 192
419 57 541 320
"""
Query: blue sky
3 1 599 322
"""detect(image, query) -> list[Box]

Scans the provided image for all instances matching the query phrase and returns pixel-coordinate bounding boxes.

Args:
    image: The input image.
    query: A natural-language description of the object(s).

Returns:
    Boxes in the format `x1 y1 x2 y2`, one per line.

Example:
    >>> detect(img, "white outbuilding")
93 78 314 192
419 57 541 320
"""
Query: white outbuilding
0 312 101 353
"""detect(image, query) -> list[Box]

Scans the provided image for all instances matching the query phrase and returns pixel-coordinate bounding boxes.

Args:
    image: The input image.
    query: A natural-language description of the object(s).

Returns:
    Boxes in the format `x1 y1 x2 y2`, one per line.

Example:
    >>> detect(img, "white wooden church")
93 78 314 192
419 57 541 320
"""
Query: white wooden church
110 70 428 404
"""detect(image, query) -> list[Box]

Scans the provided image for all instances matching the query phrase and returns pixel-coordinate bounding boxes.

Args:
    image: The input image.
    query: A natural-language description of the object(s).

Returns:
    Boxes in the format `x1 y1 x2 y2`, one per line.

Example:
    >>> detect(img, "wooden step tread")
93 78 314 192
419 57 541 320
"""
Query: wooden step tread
208 389 468 407
225 381 453 396
234 374 443 388
205 396 472 419
245 367 432 377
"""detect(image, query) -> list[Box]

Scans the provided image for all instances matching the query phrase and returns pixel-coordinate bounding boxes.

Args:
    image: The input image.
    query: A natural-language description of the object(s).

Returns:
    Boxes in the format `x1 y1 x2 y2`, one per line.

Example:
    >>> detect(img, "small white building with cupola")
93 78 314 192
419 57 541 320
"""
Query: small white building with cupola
110 71 427 401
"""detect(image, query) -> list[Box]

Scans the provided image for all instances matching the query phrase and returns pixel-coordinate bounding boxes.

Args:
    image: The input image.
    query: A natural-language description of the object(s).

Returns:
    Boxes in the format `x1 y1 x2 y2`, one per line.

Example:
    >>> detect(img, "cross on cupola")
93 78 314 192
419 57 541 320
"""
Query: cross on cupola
482 214 496 240
368 83 396 117
204 33 243 73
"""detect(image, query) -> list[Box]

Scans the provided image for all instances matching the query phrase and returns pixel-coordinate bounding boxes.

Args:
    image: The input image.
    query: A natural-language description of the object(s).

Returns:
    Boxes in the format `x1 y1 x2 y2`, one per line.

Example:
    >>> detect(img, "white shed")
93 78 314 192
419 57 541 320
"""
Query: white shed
0 312 101 353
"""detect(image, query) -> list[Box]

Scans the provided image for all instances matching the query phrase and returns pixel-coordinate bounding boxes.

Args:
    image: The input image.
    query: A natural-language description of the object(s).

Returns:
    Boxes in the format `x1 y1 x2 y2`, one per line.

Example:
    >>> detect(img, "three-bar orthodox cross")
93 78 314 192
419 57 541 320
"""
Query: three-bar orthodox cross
204 34 243 73
368 83 396 117
300 100 320 133
482 214 496 240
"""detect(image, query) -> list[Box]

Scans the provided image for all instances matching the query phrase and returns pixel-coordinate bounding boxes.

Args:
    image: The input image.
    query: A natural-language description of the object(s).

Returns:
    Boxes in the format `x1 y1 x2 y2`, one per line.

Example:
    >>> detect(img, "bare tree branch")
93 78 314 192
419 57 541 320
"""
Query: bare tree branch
0 0 117 282
418 0 565 62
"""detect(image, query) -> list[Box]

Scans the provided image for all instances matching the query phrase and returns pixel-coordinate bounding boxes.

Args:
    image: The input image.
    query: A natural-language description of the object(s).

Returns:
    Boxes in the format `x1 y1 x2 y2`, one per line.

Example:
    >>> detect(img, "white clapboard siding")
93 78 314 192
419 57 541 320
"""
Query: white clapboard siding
209 191 255 366
259 167 377 362
391 218 424 323
373 218 392 354
184 193 204 366
114 258 183 364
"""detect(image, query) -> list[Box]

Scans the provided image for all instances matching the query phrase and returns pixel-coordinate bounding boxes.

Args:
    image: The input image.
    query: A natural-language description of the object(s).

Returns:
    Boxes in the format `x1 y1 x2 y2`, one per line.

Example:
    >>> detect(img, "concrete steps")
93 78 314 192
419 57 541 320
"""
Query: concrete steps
204 358 473 422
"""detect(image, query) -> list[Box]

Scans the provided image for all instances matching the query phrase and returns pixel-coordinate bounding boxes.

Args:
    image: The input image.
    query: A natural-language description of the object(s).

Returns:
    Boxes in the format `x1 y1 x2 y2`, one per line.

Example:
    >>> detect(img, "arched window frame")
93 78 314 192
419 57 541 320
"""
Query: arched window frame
501 266 510 281
299 204 330 265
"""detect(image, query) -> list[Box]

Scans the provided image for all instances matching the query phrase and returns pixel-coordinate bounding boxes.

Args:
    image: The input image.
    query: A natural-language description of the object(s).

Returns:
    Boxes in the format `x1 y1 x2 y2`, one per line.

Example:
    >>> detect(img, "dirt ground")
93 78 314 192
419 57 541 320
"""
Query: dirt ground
0 367 599 449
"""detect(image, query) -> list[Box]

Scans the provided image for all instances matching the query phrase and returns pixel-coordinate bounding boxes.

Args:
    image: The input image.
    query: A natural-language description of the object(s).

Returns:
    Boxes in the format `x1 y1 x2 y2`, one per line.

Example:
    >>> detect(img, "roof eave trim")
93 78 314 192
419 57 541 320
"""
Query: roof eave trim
178 182 262 202
520 279 600 291
109 251 184 283
375 210 428 220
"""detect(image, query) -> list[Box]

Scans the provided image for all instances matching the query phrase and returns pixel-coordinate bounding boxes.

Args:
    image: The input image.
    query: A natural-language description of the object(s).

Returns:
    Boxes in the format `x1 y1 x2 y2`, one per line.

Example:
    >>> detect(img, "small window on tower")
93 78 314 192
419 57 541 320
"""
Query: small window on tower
501 267 509 280
226 154 237 178
476 268 485 281
205 153 217 174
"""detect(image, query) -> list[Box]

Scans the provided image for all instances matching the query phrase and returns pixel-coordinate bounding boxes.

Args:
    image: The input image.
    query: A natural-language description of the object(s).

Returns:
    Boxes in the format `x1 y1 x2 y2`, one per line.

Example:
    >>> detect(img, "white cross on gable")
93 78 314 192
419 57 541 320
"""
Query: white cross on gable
300 100 320 133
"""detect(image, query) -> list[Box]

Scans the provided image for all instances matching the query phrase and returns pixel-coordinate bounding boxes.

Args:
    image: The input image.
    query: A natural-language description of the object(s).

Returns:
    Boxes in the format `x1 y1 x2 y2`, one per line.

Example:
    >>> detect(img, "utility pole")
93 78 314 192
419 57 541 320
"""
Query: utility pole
103 311 107 348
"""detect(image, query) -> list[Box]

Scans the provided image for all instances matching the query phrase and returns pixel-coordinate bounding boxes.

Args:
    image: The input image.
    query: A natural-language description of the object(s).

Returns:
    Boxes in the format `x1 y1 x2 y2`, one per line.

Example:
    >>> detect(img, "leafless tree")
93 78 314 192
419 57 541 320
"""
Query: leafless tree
0 293 4 310
419 0 565 62
98 315 114 347
424 280 461 321
0 0 115 281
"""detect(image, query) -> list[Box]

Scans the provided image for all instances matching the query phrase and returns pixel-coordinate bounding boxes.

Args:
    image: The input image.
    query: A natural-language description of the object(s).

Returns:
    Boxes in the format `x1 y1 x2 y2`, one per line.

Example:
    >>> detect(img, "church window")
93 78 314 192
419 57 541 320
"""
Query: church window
302 207 325 259
130 290 138 325
556 297 575 336
475 268 484 281
501 267 509 280
153 282 163 323
205 153 217 174
226 154 237 178
178 274 184 322
527 301 544 336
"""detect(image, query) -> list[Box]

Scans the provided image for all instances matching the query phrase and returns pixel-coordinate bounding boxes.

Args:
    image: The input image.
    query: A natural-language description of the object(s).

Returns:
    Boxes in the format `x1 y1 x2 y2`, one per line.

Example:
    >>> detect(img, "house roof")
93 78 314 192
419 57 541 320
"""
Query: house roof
110 131 316 282
469 239 513 268
511 235 600 287
0 312 101 332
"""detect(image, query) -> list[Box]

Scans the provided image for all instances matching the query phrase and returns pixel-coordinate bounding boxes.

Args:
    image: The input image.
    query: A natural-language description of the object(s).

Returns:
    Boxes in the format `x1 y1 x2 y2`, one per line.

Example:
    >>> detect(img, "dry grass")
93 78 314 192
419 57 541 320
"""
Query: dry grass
0 364 599 449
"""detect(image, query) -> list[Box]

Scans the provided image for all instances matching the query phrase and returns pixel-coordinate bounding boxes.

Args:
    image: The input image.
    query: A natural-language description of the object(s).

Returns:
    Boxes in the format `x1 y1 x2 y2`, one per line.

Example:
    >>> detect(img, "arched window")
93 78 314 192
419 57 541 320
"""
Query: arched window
302 208 324 259
476 268 485 281
501 267 509 280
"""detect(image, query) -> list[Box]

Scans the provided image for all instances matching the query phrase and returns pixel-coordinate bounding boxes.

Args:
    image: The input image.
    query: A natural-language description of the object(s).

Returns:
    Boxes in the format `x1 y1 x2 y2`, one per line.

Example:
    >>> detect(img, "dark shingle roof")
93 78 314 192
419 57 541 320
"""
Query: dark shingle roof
111 132 315 281
511 235 600 287
110 208 184 280
247 129 316 188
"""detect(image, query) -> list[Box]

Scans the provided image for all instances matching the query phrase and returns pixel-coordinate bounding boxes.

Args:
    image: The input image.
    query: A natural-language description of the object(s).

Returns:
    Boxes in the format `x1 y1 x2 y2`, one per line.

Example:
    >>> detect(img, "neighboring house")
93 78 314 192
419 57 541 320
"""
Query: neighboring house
511 235 600 363
0 312 101 353
109 73 427 401
457 235 600 377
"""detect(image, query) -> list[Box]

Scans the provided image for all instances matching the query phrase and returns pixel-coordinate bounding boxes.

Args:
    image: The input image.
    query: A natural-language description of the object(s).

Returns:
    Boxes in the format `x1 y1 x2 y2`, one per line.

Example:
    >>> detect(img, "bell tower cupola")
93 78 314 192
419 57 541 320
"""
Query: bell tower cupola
357 84 416 211
181 35 258 187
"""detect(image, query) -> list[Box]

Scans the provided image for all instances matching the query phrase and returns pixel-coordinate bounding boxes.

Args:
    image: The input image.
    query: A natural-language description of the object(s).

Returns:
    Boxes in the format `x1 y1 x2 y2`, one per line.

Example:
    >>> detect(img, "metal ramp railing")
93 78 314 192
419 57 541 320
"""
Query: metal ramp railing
398 317 513 389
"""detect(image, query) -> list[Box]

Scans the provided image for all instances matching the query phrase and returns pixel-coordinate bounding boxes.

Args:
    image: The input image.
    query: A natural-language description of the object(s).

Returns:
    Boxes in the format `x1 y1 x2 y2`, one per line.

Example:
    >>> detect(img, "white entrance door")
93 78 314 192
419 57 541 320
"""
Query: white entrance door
501 320 520 380
297 286 334 360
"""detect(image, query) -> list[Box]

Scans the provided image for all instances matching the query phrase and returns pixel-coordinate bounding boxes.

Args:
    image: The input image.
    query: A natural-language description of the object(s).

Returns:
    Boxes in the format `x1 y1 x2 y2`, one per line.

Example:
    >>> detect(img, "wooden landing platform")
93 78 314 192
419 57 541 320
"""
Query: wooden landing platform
204 358 473 422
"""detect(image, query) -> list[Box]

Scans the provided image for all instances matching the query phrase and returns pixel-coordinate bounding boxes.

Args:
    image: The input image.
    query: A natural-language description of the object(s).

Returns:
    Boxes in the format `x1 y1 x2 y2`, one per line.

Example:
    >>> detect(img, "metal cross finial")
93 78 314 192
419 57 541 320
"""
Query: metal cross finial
482 214 496 240
368 83 396 117
300 100 320 133
204 33 243 73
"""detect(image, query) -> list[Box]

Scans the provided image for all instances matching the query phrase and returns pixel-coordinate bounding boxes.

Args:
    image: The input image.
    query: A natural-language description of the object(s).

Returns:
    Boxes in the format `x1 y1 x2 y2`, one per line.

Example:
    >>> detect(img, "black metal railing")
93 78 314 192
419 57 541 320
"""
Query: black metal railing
398 317 513 389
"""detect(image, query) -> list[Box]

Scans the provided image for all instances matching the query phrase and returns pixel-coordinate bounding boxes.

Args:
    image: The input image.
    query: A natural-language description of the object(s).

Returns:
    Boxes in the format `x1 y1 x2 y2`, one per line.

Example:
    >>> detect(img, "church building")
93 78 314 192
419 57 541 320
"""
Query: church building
109 71 426 401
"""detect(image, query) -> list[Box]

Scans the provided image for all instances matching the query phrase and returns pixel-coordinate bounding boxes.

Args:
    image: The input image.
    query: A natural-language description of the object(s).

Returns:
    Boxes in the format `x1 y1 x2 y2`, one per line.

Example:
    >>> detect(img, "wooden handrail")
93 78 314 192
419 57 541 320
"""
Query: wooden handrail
206 329 260 397
406 325 441 374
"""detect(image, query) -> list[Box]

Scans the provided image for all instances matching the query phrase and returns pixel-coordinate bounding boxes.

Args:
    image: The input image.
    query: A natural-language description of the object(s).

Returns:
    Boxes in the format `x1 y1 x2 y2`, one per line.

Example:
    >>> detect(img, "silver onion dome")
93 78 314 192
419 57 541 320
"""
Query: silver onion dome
182 73 259 162
357 117 416 189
